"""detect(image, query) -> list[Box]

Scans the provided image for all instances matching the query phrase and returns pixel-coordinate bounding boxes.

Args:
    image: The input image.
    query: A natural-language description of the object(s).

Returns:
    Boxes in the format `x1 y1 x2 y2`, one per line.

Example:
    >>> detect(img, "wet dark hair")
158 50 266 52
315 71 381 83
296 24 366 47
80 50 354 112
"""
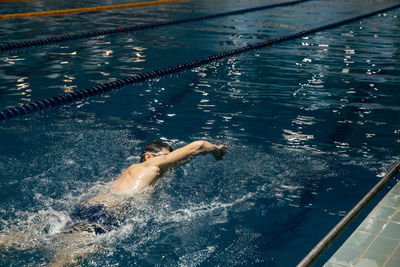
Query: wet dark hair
140 140 173 163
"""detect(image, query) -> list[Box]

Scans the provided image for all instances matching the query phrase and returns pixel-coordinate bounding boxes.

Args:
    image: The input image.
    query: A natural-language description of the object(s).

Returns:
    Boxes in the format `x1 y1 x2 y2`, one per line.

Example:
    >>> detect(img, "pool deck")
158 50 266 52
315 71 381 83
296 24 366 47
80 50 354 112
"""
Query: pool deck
324 180 400 267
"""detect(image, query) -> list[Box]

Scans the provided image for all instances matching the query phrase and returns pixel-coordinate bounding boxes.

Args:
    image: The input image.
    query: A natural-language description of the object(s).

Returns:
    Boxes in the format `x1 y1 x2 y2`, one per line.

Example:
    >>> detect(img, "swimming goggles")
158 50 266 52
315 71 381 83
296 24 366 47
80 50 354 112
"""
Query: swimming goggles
141 151 166 157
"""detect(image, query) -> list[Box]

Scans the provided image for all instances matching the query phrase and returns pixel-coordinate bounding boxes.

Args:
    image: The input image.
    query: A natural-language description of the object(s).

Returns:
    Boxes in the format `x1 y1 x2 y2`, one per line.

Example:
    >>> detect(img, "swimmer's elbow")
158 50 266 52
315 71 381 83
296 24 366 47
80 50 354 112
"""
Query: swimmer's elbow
182 141 206 156
191 140 213 155
192 140 205 151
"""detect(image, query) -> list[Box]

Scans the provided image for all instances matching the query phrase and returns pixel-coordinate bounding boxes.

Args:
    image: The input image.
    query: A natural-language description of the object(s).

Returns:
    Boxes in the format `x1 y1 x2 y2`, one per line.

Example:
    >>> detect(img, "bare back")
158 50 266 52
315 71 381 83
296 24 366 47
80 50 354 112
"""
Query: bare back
110 163 162 192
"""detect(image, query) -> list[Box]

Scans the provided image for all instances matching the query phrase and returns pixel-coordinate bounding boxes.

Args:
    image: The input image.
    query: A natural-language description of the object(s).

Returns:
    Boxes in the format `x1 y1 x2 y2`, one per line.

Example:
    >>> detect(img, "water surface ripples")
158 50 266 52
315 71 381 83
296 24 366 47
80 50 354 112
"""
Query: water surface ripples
1 0 400 266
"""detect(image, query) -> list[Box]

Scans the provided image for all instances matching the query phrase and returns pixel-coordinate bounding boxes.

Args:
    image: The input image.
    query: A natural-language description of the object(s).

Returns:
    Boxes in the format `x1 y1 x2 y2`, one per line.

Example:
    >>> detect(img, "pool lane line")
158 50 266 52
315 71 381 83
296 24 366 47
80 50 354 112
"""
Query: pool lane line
0 0 313 52
0 0 185 20
1 3 399 122
0 0 29 2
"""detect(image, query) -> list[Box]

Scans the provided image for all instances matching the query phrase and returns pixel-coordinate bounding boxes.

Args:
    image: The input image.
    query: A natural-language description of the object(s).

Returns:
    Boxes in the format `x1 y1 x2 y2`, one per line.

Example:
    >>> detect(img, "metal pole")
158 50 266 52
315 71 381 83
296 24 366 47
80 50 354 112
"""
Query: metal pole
298 160 400 267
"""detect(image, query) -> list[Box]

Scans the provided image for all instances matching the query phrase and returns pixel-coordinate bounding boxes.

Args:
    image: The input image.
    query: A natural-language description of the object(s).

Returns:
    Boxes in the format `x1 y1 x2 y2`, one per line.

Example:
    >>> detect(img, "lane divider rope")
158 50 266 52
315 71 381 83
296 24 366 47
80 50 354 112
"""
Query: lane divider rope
1 3 399 122
0 0 312 52
0 0 185 19
0 0 29 2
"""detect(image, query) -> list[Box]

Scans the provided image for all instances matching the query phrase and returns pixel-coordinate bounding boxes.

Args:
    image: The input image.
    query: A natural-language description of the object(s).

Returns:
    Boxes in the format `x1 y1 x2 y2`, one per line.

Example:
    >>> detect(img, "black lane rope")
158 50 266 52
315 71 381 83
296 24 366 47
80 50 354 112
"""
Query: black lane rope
0 0 312 52
1 3 399 122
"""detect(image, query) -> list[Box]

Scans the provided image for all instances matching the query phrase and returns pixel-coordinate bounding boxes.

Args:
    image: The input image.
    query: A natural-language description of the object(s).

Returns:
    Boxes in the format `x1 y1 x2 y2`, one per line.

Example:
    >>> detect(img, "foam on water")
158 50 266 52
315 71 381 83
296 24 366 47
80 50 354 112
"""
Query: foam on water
1 1 400 265
0 130 394 266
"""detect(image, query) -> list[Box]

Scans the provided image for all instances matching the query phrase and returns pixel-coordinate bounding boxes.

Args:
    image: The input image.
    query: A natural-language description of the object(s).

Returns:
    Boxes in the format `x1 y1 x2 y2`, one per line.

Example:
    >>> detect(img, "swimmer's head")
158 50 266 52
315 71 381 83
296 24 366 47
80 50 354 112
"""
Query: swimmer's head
140 141 173 162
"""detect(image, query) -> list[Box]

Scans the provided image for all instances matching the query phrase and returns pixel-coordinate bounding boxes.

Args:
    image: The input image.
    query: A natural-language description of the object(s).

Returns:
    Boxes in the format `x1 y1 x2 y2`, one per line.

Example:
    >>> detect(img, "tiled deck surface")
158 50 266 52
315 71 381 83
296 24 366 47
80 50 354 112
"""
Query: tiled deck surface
324 181 400 267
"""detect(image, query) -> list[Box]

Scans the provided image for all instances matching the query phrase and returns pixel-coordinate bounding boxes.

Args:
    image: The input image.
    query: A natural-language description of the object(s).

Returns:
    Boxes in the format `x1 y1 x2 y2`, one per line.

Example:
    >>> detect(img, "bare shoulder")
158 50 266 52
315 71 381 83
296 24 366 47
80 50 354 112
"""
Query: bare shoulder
125 161 161 174
110 161 162 193
124 162 142 174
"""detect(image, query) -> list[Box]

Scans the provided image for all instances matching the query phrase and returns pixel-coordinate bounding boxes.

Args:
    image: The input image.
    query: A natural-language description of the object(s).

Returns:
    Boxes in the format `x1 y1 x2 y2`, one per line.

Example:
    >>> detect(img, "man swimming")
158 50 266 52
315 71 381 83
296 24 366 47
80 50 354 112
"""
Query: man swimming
1 140 228 266
84 140 227 205
64 140 228 235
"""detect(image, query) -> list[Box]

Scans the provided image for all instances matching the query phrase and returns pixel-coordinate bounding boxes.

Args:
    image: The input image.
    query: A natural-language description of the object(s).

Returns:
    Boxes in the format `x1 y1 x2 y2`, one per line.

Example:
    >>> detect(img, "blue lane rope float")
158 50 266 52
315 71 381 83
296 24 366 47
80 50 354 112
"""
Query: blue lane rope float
0 0 312 52
1 3 399 121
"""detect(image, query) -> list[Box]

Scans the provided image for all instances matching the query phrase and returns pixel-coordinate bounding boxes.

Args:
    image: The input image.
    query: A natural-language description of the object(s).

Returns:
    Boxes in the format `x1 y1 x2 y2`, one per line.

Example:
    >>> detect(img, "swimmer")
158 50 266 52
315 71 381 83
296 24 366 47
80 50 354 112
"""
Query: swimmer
61 140 228 236
1 140 228 266
88 140 227 203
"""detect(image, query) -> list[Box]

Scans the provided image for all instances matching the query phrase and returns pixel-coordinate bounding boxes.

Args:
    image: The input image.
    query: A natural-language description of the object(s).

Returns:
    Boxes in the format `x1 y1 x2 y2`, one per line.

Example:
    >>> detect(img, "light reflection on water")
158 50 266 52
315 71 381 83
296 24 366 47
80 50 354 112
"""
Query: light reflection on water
0 0 400 266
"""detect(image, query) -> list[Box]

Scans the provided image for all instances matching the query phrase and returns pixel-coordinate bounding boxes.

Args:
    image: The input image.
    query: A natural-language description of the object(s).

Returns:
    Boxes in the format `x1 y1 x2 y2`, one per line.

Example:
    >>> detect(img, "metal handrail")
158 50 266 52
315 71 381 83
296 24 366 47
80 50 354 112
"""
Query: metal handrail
298 160 400 266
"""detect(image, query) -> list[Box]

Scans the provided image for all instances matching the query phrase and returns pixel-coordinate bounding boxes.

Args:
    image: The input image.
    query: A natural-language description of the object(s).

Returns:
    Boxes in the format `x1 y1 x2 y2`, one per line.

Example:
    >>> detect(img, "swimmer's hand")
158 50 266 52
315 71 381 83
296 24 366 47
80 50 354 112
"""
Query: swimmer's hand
197 141 228 160
212 145 228 161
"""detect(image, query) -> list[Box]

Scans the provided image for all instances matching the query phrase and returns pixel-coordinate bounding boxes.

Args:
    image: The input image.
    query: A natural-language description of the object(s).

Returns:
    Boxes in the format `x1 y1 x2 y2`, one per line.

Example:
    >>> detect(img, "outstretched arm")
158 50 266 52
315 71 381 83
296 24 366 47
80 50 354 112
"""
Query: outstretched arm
151 140 227 173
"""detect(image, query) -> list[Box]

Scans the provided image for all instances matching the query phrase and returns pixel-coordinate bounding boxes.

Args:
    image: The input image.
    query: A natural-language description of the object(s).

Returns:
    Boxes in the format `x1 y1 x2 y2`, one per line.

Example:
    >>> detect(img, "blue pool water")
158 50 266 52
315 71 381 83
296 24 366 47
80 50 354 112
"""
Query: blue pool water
1 0 400 266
